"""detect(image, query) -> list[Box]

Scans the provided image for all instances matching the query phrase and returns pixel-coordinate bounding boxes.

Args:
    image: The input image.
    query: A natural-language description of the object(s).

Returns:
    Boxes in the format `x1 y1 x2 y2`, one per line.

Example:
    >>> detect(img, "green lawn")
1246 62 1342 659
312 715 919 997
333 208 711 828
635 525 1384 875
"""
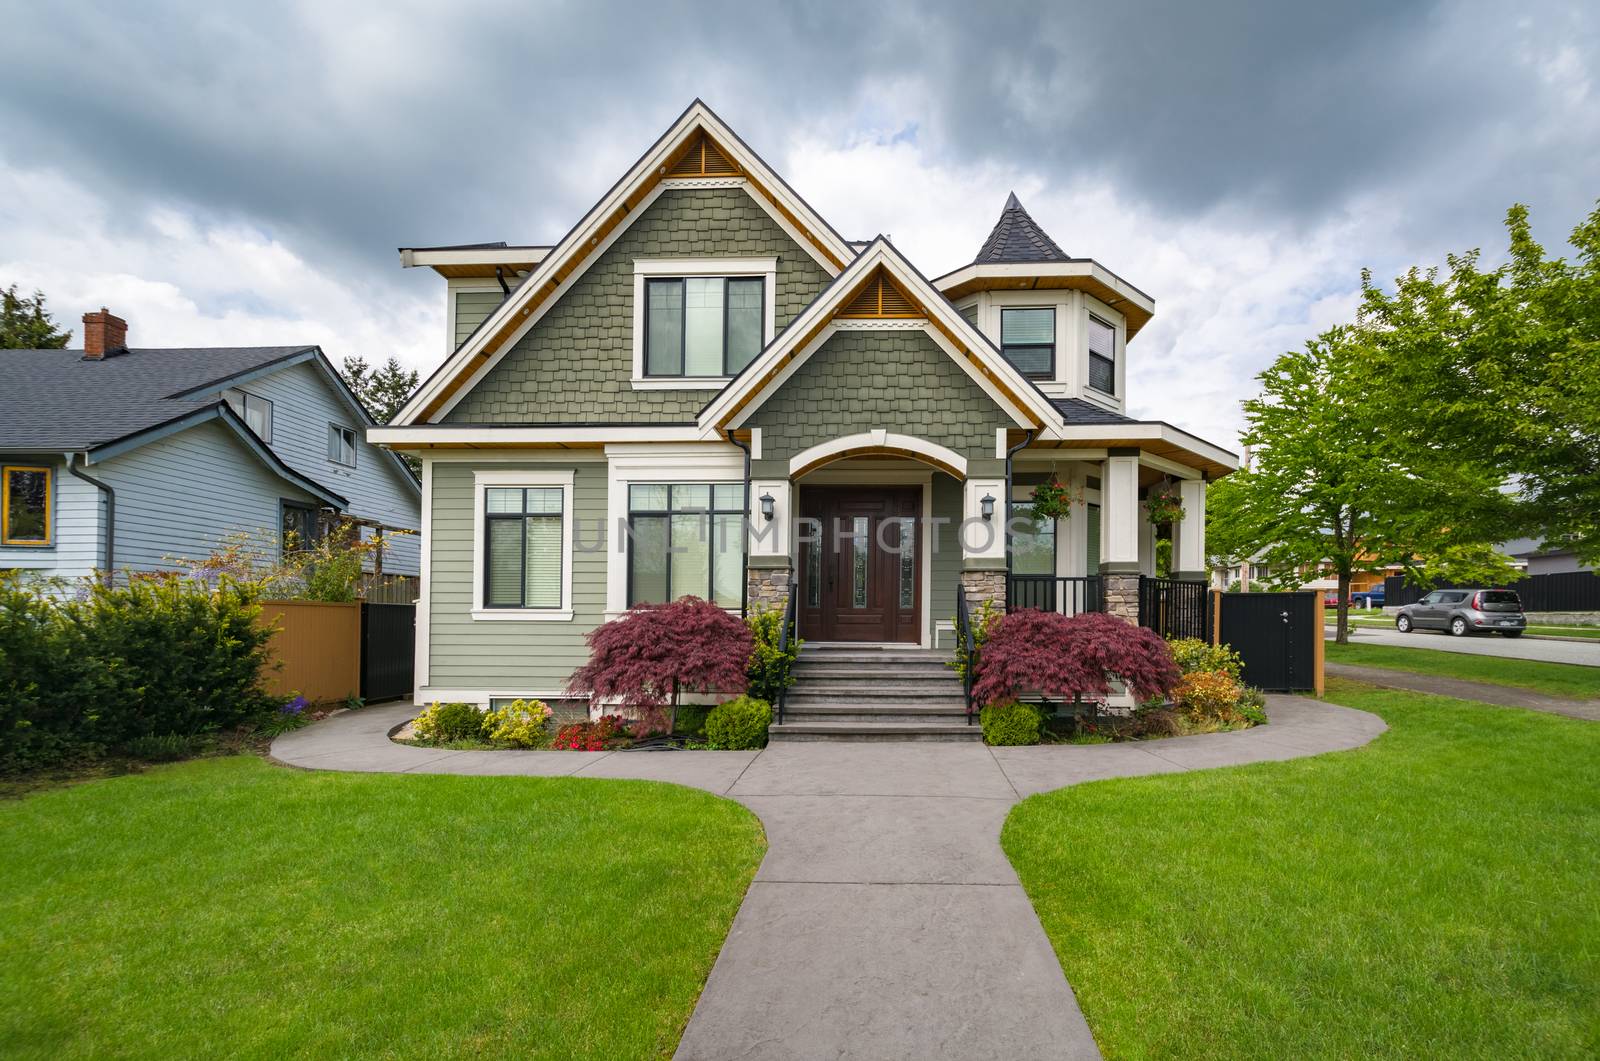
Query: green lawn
0 757 764 1059
1326 640 1600 700
1328 614 1600 639
1003 679 1600 1059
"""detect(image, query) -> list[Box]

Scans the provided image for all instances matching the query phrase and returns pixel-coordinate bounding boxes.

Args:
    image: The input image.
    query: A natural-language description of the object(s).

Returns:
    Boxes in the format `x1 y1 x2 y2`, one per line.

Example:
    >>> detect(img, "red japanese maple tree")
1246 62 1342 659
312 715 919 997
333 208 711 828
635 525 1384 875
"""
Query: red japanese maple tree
567 597 753 734
970 609 1180 707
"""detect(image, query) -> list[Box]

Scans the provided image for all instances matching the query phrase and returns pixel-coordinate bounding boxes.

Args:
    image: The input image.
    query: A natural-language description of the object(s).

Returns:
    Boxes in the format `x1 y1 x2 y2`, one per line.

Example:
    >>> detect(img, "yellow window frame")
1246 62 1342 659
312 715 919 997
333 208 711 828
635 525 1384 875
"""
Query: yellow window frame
2 465 52 547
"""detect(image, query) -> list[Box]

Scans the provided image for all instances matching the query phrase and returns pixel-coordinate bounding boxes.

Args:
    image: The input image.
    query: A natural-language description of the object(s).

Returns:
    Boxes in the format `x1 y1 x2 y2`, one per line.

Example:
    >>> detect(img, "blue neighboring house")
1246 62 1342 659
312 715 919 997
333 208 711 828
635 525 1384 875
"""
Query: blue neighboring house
0 308 420 583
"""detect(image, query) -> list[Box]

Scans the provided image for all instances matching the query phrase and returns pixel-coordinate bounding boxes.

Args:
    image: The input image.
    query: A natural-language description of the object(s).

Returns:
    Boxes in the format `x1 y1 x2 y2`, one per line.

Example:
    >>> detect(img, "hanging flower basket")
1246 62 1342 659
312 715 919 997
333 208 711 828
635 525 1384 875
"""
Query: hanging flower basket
1145 482 1184 525
1028 478 1076 523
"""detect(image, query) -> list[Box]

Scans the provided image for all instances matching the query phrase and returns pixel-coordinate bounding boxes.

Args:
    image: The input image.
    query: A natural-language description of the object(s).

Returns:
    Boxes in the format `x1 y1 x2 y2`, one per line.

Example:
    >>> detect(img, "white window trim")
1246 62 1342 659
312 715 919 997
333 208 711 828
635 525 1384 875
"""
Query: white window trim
630 257 777 388
328 423 357 467
471 468 575 621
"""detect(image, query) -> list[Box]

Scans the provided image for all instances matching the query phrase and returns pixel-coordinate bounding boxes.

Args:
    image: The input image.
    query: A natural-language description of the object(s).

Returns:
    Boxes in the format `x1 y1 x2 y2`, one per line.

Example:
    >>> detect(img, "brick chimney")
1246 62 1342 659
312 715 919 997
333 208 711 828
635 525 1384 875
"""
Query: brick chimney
82 308 128 359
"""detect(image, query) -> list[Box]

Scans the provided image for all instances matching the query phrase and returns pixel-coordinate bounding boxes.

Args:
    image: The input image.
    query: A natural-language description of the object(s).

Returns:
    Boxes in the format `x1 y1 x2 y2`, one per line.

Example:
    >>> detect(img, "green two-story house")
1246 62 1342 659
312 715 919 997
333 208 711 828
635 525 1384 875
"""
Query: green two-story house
374 101 1237 712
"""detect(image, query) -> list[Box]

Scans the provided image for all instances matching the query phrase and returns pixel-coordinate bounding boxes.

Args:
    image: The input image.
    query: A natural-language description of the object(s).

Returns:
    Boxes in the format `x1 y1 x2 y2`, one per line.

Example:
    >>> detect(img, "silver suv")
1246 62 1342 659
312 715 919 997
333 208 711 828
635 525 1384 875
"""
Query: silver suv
1396 589 1526 638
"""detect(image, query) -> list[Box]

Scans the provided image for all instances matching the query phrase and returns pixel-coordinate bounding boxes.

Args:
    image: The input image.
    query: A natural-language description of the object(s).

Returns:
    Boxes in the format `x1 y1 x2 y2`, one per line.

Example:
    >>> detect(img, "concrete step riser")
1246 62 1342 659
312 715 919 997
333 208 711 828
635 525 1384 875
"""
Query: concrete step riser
790 669 955 681
769 731 982 743
787 688 965 701
784 708 971 723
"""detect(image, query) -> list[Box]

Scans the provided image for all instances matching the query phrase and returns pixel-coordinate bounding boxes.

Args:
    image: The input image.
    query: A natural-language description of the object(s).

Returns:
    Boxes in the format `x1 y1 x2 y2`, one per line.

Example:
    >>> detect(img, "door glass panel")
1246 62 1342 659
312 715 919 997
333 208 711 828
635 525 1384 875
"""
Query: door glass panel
897 517 915 608
851 516 868 608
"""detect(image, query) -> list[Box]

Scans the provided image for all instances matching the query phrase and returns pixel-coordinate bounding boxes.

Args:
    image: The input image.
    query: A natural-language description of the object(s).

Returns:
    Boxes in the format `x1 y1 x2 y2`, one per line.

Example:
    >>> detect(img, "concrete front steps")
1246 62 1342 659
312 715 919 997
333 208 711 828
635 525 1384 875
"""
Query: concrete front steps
768 645 982 742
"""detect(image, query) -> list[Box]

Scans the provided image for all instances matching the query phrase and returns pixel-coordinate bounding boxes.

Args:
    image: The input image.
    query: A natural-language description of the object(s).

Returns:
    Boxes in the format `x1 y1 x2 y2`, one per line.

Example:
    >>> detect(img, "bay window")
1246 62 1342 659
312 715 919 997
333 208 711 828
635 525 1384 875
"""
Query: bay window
1088 314 1116 395
1001 307 1055 379
627 483 744 607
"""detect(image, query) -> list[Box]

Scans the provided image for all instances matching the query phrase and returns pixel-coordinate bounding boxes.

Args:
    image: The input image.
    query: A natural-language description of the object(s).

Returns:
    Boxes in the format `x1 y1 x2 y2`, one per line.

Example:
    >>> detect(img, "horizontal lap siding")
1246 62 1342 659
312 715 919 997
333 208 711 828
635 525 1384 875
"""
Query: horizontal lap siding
930 474 963 626
98 421 320 575
454 290 504 348
222 361 421 575
427 461 607 690
0 456 102 579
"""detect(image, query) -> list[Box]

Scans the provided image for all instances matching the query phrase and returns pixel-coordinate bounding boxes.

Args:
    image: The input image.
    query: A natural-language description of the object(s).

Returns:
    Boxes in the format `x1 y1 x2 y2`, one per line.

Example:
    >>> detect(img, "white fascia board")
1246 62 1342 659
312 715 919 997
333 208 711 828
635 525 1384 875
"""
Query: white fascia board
1055 423 1240 471
395 101 852 426
400 247 551 268
369 425 707 446
931 261 1156 317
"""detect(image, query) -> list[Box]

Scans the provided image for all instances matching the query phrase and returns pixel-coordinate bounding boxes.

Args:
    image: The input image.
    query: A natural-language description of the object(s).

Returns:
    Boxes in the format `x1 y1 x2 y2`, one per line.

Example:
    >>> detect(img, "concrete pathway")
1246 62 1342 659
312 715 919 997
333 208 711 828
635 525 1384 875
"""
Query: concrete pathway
273 696 1385 1060
1328 624 1600 666
1327 661 1600 721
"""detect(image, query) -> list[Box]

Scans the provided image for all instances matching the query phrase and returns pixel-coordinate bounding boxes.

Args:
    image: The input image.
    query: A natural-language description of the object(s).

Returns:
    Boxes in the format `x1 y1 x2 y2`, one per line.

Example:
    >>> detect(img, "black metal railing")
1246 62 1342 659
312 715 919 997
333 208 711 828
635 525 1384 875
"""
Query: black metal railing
776 575 798 725
1137 575 1211 641
955 584 978 723
1008 575 1105 614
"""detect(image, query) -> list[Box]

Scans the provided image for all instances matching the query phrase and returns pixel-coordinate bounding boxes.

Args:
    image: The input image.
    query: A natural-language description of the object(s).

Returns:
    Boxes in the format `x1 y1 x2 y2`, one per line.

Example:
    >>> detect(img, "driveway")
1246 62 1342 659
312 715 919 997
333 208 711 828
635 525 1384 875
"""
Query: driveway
1328 623 1600 666
274 697 1385 1060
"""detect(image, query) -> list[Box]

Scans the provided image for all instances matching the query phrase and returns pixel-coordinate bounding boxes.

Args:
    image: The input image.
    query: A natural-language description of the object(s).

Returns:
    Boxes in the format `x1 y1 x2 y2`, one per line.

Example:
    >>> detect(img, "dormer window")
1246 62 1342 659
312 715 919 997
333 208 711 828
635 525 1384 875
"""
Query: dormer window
645 276 764 377
1001 307 1054 380
1088 314 1116 395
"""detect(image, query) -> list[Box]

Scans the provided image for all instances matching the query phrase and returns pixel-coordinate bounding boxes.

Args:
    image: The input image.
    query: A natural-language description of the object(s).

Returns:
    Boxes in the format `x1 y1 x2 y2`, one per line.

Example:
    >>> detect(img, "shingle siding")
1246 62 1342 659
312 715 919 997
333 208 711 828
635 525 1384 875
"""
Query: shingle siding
744 329 1014 471
444 187 833 423
425 460 608 691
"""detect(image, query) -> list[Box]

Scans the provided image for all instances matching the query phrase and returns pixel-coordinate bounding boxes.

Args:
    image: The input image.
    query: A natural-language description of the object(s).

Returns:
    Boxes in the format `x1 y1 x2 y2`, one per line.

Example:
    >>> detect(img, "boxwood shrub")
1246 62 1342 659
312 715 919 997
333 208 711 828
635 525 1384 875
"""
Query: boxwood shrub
980 703 1043 746
704 696 772 750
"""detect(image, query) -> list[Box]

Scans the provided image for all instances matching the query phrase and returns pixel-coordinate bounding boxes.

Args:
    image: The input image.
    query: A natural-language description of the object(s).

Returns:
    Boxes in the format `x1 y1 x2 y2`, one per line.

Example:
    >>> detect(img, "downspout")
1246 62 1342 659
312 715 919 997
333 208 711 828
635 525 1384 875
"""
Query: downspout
1003 429 1036 608
64 452 115 583
725 428 752 617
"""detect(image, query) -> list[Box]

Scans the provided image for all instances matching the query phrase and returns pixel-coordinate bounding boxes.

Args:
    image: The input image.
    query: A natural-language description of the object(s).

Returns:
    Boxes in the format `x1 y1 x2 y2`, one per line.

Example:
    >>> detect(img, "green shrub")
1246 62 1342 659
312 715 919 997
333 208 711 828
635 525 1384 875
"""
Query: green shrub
412 701 485 743
0 573 275 774
1236 686 1269 726
1167 638 1244 680
674 703 712 736
949 598 1000 683
980 703 1042 746
482 699 553 748
704 696 771 750
746 608 801 703
123 734 197 761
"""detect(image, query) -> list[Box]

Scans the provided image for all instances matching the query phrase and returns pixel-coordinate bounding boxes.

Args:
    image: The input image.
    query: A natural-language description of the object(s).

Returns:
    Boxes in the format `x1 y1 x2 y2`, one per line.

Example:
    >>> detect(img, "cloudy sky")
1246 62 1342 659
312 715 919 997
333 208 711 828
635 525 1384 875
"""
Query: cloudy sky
2 0 1596 448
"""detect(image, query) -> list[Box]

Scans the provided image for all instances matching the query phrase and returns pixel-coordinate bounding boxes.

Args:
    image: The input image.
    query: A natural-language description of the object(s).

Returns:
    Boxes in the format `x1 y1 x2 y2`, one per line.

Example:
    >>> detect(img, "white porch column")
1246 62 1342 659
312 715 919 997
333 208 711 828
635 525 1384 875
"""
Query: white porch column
1101 451 1141 574
1101 449 1142 621
1173 478 1208 581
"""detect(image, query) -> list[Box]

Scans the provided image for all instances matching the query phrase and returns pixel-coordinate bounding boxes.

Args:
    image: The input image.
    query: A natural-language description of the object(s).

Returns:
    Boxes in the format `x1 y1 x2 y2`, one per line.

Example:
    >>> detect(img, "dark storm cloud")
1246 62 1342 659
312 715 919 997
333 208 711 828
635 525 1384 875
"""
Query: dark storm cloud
0 1 1595 284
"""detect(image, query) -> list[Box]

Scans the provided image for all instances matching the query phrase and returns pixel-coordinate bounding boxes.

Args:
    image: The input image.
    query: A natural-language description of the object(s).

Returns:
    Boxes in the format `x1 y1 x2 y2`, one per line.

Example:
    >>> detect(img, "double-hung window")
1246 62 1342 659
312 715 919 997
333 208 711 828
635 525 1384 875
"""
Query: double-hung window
1088 314 1117 395
484 486 565 610
644 276 765 378
328 424 357 467
1001 308 1055 379
2 465 51 546
223 388 273 442
627 483 744 607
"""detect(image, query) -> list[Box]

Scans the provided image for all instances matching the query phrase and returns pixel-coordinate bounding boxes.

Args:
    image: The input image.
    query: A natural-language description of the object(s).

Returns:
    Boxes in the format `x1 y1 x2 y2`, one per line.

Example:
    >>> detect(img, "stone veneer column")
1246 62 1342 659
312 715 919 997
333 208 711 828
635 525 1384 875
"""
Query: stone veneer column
746 556 793 615
959 566 1007 614
1101 572 1141 623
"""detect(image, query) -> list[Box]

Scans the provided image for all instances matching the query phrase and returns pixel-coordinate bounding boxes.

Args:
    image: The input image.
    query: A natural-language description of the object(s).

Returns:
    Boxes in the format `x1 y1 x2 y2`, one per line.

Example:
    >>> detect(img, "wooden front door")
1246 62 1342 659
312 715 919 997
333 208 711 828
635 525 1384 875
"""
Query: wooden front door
797 486 921 643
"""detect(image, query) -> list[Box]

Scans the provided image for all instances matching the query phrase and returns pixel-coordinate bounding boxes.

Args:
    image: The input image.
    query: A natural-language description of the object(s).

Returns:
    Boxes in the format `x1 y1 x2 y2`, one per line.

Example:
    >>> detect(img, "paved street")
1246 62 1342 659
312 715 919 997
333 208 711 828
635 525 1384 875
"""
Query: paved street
1327 623 1600 666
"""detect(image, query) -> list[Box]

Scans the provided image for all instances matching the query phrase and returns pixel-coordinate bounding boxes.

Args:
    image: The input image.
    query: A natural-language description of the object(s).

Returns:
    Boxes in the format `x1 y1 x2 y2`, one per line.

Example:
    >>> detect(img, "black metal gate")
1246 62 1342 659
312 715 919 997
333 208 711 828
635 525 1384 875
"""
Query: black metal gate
1138 576 1211 641
360 602 415 702
1217 591 1317 692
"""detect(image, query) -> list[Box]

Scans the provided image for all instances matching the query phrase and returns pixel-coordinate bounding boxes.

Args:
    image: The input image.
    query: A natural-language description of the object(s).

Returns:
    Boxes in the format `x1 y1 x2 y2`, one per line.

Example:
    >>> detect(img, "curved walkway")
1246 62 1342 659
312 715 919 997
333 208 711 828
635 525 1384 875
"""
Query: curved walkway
273 695 1385 1060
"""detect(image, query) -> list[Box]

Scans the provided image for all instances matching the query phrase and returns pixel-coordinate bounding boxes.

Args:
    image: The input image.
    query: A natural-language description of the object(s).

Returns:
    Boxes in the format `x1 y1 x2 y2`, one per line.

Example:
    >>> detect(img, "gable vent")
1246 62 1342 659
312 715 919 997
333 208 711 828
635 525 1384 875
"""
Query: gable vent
837 268 924 319
668 132 739 177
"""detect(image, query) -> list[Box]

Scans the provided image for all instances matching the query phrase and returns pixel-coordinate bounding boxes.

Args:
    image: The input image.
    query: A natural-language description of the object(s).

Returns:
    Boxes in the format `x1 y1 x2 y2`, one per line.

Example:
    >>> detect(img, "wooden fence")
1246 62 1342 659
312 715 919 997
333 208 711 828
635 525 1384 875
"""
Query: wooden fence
258 600 361 705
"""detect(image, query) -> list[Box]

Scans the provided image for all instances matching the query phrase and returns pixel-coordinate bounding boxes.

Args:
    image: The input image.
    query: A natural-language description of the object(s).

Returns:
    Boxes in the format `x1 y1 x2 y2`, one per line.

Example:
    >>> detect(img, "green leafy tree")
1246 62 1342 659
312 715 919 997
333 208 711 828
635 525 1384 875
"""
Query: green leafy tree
1358 201 1600 564
0 285 71 349
339 354 418 424
1208 325 1516 643
339 354 420 475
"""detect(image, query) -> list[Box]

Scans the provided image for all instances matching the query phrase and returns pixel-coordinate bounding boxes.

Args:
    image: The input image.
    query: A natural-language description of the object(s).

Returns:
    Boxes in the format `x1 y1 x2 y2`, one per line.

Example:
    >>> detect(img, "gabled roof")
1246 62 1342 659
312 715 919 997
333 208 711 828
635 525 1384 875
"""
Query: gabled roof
0 345 315 451
394 100 860 426
697 237 1066 437
975 192 1070 264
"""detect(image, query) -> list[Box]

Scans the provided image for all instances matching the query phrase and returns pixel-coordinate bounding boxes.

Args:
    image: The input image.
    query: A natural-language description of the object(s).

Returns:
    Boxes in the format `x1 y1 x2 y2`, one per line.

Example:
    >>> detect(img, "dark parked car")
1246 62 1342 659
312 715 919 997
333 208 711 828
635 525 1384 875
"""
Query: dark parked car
1395 589 1525 638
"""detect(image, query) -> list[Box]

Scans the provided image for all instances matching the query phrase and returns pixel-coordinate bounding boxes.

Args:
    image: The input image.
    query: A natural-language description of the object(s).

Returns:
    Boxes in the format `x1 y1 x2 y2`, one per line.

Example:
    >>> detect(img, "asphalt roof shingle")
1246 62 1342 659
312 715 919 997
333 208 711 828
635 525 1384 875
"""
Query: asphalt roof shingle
0 346 314 451
974 192 1071 264
1052 397 1137 425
